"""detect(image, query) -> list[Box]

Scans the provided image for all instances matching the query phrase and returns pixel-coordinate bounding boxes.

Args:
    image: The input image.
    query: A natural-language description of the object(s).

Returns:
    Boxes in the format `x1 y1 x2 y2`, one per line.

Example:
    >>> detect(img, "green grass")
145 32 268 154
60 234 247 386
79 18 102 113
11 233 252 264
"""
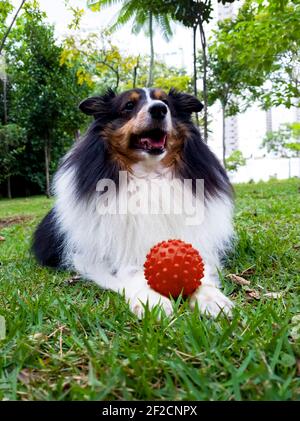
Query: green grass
0 196 54 219
0 179 299 401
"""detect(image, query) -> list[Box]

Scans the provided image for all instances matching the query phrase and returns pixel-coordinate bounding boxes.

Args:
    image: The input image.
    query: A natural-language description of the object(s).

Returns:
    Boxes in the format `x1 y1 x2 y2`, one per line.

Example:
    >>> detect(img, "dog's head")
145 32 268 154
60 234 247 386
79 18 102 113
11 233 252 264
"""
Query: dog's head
79 88 203 168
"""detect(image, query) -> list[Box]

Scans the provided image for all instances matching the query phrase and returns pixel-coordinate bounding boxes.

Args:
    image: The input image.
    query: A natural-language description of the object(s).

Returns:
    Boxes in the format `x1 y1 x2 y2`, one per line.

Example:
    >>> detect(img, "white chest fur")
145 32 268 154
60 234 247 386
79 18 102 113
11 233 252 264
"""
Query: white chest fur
54 163 233 273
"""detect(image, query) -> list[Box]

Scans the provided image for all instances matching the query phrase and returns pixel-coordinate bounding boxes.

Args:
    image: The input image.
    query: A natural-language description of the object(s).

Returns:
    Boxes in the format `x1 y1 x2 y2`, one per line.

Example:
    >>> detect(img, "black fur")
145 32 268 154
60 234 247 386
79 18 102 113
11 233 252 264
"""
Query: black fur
63 120 121 201
166 90 232 199
177 122 232 198
32 208 65 268
168 88 203 118
79 88 116 119
32 88 232 268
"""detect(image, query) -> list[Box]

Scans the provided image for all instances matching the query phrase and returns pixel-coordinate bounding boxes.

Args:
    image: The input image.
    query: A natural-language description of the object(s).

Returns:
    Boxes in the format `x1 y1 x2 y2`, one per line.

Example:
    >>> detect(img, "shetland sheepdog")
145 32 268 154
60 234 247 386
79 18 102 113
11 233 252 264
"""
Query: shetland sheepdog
33 88 234 318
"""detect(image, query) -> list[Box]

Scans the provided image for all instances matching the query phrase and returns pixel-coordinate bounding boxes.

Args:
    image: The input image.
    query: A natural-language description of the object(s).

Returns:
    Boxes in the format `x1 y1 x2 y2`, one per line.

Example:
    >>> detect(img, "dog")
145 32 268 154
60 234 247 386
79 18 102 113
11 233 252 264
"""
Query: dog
32 88 234 318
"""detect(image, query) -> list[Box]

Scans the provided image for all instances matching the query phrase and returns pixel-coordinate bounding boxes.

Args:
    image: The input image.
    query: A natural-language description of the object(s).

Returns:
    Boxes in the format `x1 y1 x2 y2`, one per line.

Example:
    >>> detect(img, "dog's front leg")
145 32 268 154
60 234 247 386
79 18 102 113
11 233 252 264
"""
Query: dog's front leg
115 268 173 319
73 254 173 318
189 263 234 318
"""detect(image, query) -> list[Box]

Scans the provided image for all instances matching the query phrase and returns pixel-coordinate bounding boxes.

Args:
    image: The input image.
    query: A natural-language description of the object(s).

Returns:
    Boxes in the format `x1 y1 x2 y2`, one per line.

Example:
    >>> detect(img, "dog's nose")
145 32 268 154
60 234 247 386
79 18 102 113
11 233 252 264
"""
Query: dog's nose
149 103 168 120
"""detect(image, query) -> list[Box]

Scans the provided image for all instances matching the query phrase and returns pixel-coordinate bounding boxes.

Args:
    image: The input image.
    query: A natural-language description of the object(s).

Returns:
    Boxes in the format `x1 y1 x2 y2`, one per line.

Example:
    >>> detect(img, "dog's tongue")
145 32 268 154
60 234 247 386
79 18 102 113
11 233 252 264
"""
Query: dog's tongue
140 134 166 149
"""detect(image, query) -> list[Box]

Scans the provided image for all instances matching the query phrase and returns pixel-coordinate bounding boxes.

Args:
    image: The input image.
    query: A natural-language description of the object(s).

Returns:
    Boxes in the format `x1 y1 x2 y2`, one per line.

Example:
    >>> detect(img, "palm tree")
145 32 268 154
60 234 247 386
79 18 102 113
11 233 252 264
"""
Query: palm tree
90 0 173 87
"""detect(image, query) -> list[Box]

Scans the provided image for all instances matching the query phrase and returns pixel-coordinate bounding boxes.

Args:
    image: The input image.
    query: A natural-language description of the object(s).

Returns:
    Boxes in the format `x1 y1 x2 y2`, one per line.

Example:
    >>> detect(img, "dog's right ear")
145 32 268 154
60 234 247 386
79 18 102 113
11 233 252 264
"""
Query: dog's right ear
79 89 116 118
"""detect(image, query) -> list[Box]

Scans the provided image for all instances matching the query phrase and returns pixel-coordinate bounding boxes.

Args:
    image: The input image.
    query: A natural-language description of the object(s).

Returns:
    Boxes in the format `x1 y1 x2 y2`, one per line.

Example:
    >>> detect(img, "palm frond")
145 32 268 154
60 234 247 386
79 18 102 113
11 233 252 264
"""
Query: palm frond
99 1 174 45
132 10 148 35
155 14 173 42
110 1 138 31
91 0 125 8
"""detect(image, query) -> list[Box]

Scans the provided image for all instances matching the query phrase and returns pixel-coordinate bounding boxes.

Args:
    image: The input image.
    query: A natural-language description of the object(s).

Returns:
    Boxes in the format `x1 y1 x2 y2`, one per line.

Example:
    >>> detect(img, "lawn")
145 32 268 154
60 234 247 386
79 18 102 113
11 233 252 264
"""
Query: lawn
0 178 299 400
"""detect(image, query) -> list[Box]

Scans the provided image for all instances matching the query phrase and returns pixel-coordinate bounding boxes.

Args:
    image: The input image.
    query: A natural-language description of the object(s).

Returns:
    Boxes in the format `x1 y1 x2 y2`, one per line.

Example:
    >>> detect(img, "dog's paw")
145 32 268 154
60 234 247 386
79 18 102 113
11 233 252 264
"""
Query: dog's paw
129 287 173 319
189 284 234 318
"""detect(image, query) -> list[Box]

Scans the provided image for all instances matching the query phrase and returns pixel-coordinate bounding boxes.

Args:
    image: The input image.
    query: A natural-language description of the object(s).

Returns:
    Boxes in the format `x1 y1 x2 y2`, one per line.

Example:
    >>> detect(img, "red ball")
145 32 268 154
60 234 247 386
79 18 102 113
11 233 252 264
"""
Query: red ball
144 239 205 298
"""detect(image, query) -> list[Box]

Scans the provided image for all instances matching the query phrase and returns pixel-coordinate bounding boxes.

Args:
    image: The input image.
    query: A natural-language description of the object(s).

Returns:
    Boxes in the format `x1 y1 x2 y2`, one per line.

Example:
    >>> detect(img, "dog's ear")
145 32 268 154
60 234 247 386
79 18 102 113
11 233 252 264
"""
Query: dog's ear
79 89 116 118
168 88 203 115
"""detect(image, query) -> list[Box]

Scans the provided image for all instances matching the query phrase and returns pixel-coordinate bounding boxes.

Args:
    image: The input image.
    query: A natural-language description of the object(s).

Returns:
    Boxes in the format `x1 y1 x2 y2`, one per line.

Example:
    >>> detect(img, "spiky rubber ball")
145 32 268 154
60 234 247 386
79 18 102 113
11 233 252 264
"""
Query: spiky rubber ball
144 239 204 298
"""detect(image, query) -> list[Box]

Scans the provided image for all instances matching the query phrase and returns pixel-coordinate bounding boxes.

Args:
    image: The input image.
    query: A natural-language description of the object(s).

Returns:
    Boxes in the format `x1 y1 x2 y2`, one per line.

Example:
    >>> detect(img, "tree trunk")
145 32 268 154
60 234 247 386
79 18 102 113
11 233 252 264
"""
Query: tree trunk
115 68 120 91
147 12 154 88
199 19 208 144
193 25 197 98
44 139 50 198
133 56 139 88
0 0 27 55
222 102 226 167
3 61 11 198
7 176 11 199
74 129 80 142
3 74 7 125
192 25 199 127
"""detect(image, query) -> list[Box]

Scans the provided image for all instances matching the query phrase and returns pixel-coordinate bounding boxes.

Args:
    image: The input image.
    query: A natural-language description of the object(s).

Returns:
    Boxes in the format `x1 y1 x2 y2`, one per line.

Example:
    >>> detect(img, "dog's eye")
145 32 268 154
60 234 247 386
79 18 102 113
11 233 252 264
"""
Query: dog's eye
124 101 135 111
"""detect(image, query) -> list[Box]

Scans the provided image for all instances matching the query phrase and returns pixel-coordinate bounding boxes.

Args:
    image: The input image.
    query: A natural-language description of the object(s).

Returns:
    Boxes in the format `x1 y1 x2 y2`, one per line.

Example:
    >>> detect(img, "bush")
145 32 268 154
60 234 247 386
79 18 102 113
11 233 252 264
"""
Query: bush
225 150 246 173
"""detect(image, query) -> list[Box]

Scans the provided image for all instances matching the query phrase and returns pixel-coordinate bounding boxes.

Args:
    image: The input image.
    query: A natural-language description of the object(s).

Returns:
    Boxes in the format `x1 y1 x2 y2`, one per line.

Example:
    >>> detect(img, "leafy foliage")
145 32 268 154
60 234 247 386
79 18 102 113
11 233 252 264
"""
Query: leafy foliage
133 60 192 93
61 29 192 93
262 123 300 158
2 1 90 195
225 150 246 173
88 0 173 39
88 1 174 86
206 21 267 114
0 0 14 38
0 0 196 197
134 0 238 26
0 123 26 183
212 0 300 108
61 31 140 91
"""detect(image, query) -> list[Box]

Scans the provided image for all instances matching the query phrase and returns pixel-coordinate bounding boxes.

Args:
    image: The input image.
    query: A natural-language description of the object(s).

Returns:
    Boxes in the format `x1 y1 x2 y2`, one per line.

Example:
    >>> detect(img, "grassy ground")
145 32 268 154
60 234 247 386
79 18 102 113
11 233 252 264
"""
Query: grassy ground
0 178 299 401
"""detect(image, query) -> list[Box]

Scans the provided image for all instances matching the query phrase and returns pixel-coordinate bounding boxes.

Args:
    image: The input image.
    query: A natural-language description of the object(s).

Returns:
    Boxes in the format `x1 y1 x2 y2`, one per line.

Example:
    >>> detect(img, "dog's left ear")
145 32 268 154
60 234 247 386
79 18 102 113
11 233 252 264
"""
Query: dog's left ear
168 88 203 115
79 89 116 118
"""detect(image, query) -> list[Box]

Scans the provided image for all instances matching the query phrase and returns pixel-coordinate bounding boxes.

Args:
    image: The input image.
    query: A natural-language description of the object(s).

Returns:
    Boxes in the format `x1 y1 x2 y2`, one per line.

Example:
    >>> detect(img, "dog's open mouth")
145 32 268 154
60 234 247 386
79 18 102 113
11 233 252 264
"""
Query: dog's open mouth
130 129 167 155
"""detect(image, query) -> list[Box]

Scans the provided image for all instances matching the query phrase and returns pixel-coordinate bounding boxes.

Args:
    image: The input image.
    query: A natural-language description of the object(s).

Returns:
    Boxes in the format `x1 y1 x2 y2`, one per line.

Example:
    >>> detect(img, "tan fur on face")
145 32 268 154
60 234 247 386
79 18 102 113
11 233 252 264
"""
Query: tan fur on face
162 123 190 168
129 91 140 102
102 118 190 171
101 89 189 171
101 121 140 170
152 89 167 101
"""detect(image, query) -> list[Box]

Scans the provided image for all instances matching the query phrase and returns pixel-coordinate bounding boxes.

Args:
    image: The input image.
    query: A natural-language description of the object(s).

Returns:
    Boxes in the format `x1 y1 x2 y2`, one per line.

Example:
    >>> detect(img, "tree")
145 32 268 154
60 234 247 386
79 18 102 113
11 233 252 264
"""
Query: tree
131 59 192 93
0 123 26 198
225 150 246 173
61 30 143 91
262 123 300 158
6 1 90 197
204 0 300 164
206 39 265 165
142 0 239 142
87 0 173 87
0 1 20 143
61 29 192 94
213 0 300 109
0 0 27 55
